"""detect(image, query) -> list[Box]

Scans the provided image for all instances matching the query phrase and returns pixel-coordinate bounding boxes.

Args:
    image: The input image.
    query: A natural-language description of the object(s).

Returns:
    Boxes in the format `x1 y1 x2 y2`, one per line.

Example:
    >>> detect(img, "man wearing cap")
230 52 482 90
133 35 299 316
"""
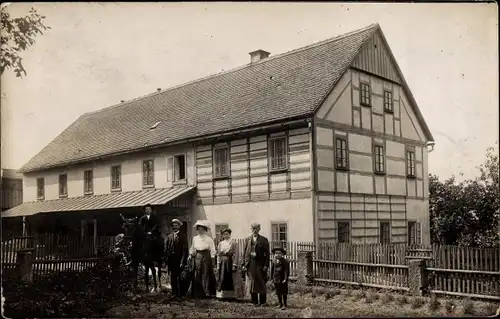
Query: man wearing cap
164 218 189 297
242 222 270 306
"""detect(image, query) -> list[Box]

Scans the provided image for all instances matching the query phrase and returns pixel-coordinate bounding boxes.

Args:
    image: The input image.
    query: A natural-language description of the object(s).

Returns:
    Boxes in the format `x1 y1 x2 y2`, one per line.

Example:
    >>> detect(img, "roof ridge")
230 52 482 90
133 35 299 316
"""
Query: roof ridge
82 23 379 118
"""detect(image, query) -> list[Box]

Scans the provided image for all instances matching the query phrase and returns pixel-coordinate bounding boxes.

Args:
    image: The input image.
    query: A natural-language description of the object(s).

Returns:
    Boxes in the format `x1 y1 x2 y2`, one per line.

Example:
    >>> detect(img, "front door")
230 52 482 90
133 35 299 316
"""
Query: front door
81 219 97 255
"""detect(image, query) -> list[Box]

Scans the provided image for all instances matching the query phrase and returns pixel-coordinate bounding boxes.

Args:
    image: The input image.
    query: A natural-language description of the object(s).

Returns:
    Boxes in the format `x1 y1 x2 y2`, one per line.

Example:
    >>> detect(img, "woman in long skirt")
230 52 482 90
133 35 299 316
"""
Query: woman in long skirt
188 220 217 298
216 228 245 300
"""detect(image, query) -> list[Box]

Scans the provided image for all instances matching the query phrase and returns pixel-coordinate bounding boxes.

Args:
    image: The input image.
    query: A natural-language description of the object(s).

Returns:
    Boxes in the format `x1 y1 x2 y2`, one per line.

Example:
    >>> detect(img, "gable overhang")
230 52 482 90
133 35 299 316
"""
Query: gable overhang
21 114 313 174
312 24 434 144
374 27 435 143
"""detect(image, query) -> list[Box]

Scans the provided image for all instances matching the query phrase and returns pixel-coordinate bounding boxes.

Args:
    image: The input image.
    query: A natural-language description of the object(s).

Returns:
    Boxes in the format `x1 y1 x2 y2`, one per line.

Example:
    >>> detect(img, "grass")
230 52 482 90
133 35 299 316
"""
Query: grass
104 283 499 318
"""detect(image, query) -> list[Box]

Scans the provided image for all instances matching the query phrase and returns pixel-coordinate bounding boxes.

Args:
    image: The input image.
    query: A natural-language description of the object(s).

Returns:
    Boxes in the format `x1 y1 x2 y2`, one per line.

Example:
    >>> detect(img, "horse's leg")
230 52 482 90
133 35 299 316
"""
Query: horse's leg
144 262 149 293
157 257 162 289
151 264 157 292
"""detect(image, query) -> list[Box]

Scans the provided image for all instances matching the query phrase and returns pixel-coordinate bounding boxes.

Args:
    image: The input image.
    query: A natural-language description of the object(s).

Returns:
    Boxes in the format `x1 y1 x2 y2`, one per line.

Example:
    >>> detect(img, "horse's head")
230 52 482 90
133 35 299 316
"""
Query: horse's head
120 214 139 237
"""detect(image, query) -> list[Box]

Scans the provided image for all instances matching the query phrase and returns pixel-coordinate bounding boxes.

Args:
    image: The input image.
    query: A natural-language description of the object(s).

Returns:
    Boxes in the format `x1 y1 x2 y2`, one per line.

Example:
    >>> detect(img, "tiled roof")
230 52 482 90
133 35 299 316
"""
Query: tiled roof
21 24 379 173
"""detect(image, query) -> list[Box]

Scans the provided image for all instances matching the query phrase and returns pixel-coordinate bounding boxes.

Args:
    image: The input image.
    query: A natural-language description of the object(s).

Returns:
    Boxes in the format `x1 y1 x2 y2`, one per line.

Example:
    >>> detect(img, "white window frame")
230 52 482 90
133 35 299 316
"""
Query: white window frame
59 174 68 198
173 153 187 183
213 146 230 178
83 170 94 195
142 159 154 187
36 177 45 200
271 222 288 250
111 165 122 191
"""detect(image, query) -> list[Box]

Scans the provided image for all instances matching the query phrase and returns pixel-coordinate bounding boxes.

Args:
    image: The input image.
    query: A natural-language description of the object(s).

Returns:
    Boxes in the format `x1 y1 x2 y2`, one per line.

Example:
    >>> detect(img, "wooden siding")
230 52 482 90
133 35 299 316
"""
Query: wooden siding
317 193 407 244
2 178 23 211
195 128 312 205
352 32 402 84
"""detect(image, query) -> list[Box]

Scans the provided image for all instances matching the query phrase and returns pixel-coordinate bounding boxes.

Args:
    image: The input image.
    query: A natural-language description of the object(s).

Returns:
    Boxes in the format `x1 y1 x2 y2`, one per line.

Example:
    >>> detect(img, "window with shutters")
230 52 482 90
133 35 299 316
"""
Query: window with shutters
214 147 229 178
384 90 393 113
111 165 121 191
84 170 93 194
271 222 287 250
335 137 349 170
337 221 350 243
37 178 45 200
174 154 186 181
269 137 287 171
380 221 391 244
142 160 154 187
360 82 371 106
407 221 422 245
59 174 68 197
373 144 385 174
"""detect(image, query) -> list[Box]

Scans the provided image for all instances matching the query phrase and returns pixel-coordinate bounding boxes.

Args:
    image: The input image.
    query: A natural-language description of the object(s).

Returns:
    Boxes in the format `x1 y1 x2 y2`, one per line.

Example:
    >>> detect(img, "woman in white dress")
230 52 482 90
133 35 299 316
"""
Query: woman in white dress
216 228 245 300
188 220 217 298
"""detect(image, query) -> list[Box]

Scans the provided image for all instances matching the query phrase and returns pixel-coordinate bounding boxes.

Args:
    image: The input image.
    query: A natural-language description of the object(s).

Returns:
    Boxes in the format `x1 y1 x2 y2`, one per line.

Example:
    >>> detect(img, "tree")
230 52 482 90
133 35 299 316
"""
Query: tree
429 145 500 247
1 5 50 77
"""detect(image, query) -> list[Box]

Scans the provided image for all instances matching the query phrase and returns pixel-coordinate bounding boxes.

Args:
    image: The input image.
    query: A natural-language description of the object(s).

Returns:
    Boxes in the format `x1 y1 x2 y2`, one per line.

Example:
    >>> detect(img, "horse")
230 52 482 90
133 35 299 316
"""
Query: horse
120 214 165 293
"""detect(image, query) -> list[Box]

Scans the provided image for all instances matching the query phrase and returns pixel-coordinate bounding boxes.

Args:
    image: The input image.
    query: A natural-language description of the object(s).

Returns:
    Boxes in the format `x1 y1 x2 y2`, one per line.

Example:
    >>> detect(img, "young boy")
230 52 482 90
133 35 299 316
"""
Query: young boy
271 247 290 310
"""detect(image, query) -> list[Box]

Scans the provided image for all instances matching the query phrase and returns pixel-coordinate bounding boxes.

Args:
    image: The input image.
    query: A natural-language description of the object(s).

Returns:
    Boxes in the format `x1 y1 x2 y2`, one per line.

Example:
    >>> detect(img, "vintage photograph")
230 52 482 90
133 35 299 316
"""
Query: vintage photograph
1 2 498 318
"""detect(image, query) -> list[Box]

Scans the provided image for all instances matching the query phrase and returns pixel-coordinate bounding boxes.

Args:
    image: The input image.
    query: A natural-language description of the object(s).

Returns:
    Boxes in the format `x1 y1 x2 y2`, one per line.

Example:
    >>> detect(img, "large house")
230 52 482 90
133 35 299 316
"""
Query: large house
2 24 434 247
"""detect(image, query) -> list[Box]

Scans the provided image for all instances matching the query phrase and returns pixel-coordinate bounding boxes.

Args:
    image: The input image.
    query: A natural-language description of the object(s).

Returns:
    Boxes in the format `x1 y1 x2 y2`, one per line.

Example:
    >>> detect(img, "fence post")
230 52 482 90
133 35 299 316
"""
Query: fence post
16 248 35 283
407 258 428 296
297 251 314 286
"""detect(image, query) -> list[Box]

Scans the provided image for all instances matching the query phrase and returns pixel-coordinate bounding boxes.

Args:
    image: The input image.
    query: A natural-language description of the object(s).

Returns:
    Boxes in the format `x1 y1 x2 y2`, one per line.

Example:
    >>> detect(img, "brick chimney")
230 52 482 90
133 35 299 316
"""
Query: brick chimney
249 49 270 63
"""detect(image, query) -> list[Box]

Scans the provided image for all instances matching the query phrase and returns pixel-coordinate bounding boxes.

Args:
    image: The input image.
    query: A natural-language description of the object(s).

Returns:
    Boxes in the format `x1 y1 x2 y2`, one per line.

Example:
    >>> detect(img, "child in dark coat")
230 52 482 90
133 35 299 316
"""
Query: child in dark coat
271 247 290 310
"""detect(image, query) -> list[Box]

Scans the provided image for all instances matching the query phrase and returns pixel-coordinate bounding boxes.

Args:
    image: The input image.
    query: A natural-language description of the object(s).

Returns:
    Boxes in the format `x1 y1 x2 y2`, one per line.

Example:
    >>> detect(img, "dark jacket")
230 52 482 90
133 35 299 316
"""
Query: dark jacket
243 234 270 269
139 214 161 237
164 231 189 267
271 257 290 283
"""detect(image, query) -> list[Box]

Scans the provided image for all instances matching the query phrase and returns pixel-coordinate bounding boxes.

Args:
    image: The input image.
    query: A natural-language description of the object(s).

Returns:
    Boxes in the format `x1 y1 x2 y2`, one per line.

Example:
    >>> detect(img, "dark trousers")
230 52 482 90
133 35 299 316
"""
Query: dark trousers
168 261 181 296
251 293 267 305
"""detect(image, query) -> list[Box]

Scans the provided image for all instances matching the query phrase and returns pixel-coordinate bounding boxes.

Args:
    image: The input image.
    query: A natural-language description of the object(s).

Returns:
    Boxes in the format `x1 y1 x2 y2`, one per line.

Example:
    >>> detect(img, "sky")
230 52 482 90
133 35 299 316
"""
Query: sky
1 2 498 181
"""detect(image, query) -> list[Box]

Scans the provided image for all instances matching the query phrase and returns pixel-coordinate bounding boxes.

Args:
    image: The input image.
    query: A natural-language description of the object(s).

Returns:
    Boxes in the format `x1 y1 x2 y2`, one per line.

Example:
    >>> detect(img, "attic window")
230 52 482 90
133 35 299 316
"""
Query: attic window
150 121 161 130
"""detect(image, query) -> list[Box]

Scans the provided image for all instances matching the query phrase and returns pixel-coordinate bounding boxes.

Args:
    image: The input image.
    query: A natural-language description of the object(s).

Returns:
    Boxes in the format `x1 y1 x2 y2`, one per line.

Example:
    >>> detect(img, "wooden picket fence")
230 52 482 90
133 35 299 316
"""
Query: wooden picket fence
2 234 499 299
1 234 116 282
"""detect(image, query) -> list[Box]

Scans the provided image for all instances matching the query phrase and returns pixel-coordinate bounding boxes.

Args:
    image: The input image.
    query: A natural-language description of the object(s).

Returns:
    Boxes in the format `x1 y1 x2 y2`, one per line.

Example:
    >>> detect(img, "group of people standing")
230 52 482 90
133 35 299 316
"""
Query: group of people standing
162 218 290 309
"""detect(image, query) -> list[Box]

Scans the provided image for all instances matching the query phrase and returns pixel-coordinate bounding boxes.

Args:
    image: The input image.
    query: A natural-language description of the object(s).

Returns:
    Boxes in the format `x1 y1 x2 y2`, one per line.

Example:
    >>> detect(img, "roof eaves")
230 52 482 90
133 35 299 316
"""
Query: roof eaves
20 114 313 173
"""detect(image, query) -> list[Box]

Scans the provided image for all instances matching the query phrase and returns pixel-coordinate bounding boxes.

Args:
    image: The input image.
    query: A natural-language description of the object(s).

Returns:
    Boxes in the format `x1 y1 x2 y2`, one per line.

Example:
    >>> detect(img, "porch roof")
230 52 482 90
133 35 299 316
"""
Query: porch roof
1 185 195 218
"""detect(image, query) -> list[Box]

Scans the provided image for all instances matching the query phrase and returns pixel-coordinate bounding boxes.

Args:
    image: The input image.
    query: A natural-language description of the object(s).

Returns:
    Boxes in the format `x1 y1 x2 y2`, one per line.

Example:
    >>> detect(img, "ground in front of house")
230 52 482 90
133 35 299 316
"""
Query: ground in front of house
106 284 499 318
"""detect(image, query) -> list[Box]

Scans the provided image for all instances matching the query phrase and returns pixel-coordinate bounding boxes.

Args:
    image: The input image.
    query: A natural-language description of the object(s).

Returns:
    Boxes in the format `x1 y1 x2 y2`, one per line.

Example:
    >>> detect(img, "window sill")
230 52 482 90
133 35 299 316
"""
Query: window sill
336 167 349 172
111 188 122 193
84 192 94 196
173 180 187 186
37 197 45 201
374 171 386 176
360 103 372 107
406 175 417 180
384 109 394 114
269 168 288 175
59 194 68 198
213 175 230 181
142 184 155 189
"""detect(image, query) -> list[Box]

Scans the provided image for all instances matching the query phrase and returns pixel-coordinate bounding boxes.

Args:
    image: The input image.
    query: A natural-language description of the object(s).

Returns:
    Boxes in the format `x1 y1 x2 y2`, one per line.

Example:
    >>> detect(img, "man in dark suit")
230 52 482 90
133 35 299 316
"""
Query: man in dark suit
164 218 189 297
242 222 270 306
138 204 161 238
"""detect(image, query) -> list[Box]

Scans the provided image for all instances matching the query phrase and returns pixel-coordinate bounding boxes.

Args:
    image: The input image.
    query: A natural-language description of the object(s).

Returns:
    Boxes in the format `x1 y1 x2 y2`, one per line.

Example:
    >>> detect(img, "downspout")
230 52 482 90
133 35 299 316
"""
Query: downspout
307 117 318 255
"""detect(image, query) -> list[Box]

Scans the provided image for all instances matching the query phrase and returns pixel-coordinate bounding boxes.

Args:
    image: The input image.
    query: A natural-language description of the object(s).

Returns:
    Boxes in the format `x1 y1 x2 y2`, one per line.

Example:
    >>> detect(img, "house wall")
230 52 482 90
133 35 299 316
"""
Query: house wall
22 144 196 202
2 178 23 211
192 126 314 242
313 63 430 245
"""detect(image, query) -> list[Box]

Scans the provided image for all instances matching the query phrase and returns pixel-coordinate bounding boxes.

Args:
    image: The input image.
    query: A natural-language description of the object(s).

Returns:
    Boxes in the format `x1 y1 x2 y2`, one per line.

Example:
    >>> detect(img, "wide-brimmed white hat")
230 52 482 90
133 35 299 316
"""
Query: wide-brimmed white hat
193 220 211 229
